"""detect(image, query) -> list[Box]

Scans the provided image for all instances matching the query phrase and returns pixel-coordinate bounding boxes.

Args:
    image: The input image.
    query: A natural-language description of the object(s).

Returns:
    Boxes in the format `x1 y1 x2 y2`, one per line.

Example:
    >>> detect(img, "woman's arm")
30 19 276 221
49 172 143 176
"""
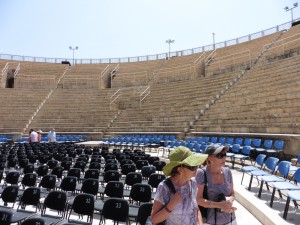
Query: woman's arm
197 183 234 211
151 192 181 224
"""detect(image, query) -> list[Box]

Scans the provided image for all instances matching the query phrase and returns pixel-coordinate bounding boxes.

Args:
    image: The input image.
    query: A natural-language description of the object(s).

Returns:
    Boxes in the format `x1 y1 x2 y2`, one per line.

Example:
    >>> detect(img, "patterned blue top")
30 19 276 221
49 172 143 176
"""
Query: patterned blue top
195 166 236 225
154 179 200 225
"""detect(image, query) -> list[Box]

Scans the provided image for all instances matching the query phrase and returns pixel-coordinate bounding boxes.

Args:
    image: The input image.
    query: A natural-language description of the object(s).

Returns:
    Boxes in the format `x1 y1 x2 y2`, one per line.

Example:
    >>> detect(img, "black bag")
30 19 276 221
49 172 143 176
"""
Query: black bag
157 178 176 225
198 168 208 220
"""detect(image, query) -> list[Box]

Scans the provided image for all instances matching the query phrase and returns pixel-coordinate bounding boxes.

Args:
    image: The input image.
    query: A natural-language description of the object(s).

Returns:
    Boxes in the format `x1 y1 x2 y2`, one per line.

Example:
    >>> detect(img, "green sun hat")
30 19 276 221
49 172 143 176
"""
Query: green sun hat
163 146 208 176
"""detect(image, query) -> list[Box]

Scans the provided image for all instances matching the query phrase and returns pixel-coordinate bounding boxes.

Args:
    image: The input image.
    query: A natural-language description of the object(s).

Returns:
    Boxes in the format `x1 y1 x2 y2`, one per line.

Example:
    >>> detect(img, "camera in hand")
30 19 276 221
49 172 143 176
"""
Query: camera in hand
217 193 226 212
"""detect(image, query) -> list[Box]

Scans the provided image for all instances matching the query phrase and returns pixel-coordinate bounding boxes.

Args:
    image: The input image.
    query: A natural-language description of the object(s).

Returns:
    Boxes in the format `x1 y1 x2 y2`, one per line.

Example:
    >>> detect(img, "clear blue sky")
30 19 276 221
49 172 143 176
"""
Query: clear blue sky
0 0 299 60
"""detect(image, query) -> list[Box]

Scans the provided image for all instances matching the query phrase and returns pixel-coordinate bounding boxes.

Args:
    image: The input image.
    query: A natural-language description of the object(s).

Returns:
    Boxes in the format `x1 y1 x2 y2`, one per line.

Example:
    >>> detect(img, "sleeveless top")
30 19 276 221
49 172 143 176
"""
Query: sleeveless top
195 166 236 225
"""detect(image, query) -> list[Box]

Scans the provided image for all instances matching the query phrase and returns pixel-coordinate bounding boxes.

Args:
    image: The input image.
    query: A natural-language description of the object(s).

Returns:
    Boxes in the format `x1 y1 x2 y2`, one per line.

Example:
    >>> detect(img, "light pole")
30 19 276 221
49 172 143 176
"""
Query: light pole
69 46 78 66
165 39 175 59
284 3 298 23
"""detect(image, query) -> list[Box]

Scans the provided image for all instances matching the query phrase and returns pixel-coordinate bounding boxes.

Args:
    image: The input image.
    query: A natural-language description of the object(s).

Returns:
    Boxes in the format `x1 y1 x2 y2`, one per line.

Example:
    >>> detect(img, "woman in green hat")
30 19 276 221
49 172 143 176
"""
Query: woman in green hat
151 146 208 225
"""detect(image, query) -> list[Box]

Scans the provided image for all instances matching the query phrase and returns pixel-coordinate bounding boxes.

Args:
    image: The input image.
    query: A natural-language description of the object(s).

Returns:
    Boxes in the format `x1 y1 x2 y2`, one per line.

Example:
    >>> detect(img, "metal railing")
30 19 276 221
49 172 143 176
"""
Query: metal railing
110 89 121 110
0 20 295 64
140 86 150 108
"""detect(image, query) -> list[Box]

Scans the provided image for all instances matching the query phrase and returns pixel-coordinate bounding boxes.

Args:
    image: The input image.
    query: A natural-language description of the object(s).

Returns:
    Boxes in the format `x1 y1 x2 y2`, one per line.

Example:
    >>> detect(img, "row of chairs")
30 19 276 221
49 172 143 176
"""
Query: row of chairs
240 154 300 220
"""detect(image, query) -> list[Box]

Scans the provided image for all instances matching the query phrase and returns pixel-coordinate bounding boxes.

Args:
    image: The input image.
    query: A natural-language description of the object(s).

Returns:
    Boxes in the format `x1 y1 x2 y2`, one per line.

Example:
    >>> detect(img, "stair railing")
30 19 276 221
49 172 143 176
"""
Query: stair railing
140 86 150 108
110 89 121 110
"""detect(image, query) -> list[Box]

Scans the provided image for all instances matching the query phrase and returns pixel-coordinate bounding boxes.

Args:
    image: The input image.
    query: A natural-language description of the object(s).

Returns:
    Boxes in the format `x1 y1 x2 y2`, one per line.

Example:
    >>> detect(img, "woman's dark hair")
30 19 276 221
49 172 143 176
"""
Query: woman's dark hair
170 165 180 176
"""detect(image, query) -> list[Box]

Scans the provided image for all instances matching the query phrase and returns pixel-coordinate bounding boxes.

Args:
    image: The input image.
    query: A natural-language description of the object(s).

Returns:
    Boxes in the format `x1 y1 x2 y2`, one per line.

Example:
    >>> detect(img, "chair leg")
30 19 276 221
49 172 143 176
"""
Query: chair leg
241 172 245 185
270 187 276 207
248 175 254 191
258 181 264 198
283 197 290 219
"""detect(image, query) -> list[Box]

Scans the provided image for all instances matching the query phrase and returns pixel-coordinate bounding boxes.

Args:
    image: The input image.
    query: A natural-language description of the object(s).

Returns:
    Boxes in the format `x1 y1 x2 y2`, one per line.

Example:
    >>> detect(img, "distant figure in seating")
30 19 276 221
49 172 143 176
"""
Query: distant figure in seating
48 128 56 142
37 129 42 142
28 129 38 143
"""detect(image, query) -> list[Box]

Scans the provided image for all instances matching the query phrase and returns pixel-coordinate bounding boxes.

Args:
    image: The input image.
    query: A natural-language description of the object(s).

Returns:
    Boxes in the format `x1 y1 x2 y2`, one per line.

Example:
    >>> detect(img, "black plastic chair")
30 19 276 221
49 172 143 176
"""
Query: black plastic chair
101 198 129 225
59 176 77 197
0 185 19 208
67 193 94 224
0 209 13 225
123 172 142 197
28 191 67 225
130 202 153 225
21 217 45 225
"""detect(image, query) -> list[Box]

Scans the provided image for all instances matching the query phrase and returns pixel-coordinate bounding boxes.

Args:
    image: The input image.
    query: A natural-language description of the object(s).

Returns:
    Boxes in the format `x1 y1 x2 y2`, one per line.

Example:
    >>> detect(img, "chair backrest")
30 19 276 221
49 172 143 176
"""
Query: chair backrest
141 166 156 179
23 164 35 174
84 169 100 180
274 140 285 149
5 171 20 185
102 198 129 223
103 170 120 183
21 173 37 188
254 154 266 167
0 209 13 225
18 187 41 212
60 176 77 192
121 164 136 176
244 138 252 146
69 193 94 222
104 163 119 172
136 160 149 170
43 190 67 213
276 161 291 178
226 137 234 145
235 138 243 145
152 161 166 172
39 174 57 190
210 137 218 144
263 140 273 149
21 217 45 225
264 157 279 172
1 185 19 205
130 183 152 204
104 181 124 198
218 137 225 145
241 146 251 156
67 168 81 180
231 144 241 154
148 173 166 189
137 203 153 225
51 166 63 179
253 139 262 147
81 178 99 196
125 172 142 187
36 165 49 177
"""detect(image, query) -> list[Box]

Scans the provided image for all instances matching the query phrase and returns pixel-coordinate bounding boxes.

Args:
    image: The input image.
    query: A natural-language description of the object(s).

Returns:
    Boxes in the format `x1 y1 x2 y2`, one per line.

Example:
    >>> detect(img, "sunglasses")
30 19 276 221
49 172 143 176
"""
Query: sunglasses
214 152 227 159
182 165 199 171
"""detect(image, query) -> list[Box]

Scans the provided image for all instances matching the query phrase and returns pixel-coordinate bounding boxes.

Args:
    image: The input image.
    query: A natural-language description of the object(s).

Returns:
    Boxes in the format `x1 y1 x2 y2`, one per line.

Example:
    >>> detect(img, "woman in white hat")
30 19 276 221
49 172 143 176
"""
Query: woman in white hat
196 145 237 225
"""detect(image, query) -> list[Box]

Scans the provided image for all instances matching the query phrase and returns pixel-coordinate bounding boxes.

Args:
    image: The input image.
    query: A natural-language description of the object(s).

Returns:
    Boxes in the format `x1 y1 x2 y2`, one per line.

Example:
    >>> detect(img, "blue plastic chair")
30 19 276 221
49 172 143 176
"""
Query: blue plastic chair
241 154 266 185
283 189 300 219
258 160 291 198
256 140 273 154
235 138 243 145
195 137 203 144
267 140 285 159
248 157 279 191
218 137 226 145
270 168 300 207
210 137 218 144
226 137 234 147
231 146 252 169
